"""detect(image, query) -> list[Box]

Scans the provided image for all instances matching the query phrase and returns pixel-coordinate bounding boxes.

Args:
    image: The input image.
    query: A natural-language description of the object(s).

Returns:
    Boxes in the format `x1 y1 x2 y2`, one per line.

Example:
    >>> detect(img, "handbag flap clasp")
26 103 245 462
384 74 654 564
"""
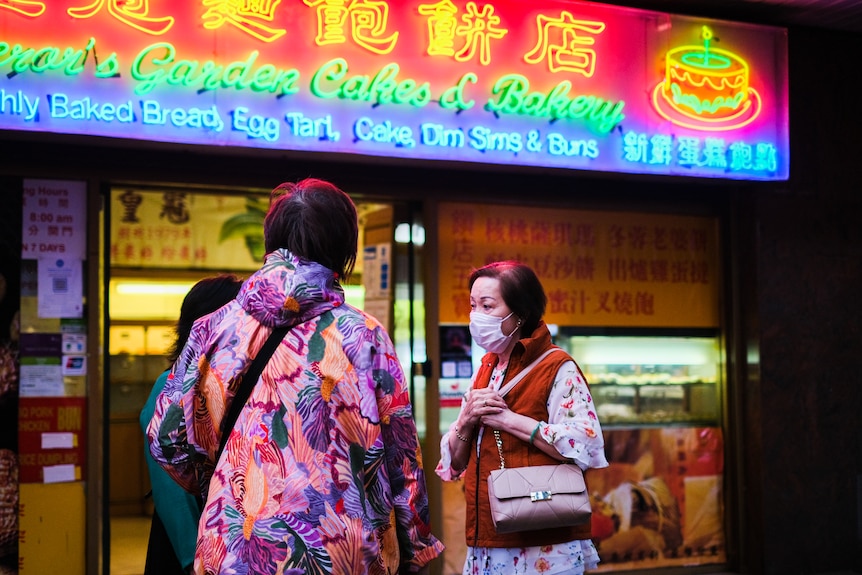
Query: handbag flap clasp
530 490 552 502
489 464 586 500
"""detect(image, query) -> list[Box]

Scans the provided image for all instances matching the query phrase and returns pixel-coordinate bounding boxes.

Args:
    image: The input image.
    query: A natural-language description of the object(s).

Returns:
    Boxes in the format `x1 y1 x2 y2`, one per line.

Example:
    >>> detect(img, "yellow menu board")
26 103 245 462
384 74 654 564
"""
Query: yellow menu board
438 203 720 328
110 189 264 270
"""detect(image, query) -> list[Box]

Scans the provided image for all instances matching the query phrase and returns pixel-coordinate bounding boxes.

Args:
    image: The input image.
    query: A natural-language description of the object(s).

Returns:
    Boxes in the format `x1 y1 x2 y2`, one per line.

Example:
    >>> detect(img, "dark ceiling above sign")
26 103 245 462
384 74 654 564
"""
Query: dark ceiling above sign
605 0 862 33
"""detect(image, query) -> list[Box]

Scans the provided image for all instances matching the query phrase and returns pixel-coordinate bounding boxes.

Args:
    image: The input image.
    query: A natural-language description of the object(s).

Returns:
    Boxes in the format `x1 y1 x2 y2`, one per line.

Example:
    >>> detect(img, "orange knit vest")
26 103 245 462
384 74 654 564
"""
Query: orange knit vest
462 324 593 548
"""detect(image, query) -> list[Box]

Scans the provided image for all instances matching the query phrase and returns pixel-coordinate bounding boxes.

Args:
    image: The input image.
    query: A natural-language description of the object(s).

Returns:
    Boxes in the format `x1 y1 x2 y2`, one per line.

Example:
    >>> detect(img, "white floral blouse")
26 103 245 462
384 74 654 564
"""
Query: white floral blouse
437 361 609 575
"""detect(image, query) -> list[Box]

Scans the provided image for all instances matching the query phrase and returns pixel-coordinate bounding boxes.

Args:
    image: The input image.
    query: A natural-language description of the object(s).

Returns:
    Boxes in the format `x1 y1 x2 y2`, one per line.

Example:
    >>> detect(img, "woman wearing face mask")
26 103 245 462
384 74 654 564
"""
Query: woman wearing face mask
436 260 608 575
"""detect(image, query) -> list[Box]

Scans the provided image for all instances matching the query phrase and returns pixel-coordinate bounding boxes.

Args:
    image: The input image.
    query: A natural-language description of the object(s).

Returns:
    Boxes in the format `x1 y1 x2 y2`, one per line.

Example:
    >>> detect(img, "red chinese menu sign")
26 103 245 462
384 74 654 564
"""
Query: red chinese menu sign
438 202 720 327
18 397 87 483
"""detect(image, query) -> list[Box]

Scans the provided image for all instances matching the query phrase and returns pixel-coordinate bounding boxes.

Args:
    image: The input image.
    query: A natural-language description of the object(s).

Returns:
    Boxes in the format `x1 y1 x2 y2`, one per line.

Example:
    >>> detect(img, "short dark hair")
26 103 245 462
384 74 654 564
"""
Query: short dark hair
263 178 358 279
468 261 546 335
168 274 242 363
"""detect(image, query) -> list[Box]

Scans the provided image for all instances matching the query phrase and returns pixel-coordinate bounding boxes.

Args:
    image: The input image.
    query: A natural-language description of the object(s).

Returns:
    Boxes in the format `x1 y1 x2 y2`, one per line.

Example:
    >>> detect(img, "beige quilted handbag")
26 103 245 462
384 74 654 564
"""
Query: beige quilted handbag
485 348 592 534
487 434 591 533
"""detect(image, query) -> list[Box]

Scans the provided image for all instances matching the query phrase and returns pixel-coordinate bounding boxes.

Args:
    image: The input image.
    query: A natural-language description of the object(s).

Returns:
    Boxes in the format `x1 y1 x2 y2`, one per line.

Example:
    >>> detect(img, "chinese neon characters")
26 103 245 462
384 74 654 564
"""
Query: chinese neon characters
202 0 287 43
418 0 508 66
304 0 399 55
524 12 605 76
67 0 174 36
0 0 45 18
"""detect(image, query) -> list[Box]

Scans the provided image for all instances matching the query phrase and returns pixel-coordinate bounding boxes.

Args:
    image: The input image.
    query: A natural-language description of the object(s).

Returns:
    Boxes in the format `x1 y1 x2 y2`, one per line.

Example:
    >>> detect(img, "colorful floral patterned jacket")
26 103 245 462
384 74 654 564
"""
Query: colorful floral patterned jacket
148 249 443 574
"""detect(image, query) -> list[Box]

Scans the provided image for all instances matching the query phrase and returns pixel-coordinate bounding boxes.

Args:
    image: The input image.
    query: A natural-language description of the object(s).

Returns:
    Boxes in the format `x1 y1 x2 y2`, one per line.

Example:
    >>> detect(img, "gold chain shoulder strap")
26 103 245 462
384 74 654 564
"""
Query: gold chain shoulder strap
492 347 565 469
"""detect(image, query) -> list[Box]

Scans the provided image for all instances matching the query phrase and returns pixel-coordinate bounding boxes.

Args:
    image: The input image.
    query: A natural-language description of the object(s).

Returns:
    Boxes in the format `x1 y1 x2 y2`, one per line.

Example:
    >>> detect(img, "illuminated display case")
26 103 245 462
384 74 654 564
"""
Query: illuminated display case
558 331 722 427
556 330 727 570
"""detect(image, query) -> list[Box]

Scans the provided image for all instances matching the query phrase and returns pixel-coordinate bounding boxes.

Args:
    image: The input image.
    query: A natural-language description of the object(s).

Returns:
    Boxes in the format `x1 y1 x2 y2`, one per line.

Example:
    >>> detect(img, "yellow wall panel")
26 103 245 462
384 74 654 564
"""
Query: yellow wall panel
19 482 85 575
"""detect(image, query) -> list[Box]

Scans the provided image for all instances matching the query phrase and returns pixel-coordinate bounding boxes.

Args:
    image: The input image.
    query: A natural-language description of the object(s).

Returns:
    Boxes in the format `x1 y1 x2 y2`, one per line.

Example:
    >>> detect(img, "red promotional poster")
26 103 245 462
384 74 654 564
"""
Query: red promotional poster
18 397 86 484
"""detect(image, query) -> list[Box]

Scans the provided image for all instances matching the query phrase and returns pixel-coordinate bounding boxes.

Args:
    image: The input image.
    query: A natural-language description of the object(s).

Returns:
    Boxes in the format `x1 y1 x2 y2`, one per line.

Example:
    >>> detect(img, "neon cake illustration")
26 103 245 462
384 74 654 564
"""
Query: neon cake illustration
652 26 762 130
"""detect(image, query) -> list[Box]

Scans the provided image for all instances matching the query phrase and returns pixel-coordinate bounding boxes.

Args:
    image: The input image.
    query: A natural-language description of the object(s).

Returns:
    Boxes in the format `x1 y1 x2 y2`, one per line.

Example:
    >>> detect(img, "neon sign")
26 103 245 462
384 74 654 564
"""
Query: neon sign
0 1 788 180
652 26 763 131
67 0 175 36
204 0 286 43
524 13 605 77
130 43 301 96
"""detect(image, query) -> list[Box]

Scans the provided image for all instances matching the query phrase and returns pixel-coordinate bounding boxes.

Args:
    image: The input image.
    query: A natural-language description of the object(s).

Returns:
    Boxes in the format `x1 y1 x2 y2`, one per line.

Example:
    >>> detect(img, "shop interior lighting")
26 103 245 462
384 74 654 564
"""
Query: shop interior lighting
572 336 716 365
394 223 425 246
115 281 197 295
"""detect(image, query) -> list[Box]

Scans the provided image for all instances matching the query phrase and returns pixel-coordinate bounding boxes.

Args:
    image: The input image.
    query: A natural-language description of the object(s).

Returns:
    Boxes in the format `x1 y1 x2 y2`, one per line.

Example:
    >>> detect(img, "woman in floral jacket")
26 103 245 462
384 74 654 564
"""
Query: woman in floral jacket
147 179 443 575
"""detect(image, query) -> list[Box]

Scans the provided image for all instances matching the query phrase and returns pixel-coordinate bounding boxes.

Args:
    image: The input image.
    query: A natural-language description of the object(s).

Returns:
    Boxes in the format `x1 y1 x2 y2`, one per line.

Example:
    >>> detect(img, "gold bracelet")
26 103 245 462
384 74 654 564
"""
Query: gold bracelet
454 426 471 443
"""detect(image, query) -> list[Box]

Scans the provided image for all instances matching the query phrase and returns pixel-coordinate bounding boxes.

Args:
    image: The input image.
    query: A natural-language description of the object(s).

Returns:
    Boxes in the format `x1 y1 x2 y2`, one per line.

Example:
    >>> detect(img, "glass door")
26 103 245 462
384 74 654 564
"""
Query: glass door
105 184 267 573
104 185 422 573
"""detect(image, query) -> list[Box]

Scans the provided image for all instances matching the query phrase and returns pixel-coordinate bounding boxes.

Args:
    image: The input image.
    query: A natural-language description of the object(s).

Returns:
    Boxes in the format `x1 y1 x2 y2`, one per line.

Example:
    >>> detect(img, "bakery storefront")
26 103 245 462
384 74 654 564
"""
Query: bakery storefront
0 1 787 574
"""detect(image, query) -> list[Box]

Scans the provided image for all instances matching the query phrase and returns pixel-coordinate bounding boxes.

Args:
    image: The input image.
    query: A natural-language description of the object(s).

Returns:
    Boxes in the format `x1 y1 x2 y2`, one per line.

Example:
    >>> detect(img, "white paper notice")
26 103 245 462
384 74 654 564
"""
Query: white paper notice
19 362 63 397
21 179 87 260
362 243 392 300
441 361 457 378
363 299 391 331
37 258 83 318
41 432 77 449
43 464 78 484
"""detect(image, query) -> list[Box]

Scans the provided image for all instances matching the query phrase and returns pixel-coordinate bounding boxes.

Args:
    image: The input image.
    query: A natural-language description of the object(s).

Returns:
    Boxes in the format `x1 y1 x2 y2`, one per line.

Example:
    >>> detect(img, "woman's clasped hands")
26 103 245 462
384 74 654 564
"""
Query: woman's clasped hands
462 388 510 430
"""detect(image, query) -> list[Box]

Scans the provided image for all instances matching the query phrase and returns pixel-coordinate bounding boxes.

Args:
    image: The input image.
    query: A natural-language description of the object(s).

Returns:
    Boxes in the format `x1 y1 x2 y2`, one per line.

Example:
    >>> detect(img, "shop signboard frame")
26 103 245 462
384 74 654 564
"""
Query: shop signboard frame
0 0 788 180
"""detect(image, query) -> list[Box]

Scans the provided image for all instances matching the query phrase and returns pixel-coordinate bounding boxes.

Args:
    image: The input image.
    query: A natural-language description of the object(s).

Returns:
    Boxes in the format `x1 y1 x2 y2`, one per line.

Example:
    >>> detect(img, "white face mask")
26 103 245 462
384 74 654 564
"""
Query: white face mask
469 311 520 354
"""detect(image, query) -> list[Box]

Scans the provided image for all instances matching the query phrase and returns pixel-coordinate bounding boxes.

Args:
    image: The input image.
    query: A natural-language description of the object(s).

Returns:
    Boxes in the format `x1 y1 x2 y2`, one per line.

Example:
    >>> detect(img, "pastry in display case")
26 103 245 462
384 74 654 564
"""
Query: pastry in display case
561 334 721 426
